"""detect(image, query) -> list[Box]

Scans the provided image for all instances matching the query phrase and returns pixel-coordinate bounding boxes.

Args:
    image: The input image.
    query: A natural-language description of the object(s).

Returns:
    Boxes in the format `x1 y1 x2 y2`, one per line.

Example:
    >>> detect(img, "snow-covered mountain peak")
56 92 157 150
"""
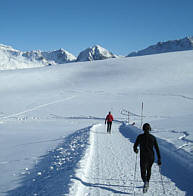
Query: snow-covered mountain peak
92 44 104 50
92 45 112 55
54 48 74 56
0 44 77 70
77 45 116 62
0 44 21 56
54 48 67 53
127 36 193 57
42 48 76 64
0 44 15 51
0 45 46 70
186 36 193 44
186 36 193 40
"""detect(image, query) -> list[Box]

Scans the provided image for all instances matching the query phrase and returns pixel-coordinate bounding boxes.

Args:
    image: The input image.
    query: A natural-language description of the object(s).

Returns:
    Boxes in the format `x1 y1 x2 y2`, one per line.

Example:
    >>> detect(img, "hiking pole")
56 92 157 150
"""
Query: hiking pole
133 153 138 196
159 166 166 194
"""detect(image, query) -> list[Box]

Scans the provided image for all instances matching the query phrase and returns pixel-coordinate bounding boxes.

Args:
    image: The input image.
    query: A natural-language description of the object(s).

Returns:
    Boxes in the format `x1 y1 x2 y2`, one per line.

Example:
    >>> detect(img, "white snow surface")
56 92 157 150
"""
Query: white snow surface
0 50 193 195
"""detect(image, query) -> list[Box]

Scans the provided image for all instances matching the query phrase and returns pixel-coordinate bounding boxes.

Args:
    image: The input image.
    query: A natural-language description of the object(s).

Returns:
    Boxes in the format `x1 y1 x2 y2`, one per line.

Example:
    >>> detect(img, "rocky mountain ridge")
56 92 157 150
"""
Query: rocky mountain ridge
127 36 193 57
1 36 193 70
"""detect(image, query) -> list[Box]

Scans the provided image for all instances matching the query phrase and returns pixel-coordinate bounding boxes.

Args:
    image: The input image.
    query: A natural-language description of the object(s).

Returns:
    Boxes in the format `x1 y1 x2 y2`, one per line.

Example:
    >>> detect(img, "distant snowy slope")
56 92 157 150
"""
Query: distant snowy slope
0 44 46 70
127 36 193 57
77 45 117 62
0 44 76 70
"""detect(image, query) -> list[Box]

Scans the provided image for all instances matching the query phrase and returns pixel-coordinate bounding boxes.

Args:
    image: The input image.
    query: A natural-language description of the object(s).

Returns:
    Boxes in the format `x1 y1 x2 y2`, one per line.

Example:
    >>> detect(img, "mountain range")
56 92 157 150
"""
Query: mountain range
127 36 193 57
0 36 193 70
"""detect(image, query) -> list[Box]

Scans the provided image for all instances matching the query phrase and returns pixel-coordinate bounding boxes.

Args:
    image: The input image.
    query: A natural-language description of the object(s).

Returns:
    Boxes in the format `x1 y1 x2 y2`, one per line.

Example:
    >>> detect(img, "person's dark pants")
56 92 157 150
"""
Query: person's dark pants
140 157 154 182
107 122 112 133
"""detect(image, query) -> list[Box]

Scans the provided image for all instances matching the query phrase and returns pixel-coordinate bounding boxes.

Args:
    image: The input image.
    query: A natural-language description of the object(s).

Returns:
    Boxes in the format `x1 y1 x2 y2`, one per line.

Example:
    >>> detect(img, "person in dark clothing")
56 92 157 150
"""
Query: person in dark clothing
133 123 161 189
105 112 114 133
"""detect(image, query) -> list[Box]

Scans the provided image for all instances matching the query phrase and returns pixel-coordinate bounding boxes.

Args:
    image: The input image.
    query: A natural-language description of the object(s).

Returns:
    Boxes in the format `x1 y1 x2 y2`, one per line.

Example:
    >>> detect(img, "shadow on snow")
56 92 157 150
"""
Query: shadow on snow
72 177 132 195
119 123 193 196
6 126 92 196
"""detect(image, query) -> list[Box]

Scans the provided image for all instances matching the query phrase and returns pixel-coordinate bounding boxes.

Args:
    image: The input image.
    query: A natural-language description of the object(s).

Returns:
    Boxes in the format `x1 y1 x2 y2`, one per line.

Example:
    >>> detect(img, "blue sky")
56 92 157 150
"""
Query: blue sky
0 0 193 56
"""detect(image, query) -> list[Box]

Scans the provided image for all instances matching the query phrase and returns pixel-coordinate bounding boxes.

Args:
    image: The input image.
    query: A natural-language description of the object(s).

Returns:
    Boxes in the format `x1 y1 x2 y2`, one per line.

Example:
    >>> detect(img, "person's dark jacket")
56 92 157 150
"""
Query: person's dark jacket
133 132 161 164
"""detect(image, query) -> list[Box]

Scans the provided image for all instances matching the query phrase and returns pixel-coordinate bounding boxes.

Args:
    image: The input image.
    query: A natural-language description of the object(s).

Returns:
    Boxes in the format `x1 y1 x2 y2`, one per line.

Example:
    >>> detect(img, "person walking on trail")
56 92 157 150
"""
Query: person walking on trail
105 112 114 133
133 123 161 192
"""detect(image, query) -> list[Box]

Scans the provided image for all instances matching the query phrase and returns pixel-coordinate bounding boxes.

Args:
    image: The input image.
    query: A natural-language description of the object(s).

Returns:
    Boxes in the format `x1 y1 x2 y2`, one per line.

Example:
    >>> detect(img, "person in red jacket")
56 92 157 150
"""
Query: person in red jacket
105 112 114 133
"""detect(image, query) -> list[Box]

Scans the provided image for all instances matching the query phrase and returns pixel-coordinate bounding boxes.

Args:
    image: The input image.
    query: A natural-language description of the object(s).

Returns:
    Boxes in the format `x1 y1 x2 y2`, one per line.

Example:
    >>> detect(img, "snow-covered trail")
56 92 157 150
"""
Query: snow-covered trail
69 123 185 196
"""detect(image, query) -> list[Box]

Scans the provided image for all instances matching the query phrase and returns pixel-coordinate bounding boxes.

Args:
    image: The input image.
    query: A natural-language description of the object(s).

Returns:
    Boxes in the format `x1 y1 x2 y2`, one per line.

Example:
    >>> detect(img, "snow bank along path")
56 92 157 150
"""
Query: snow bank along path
69 123 185 196
6 126 92 196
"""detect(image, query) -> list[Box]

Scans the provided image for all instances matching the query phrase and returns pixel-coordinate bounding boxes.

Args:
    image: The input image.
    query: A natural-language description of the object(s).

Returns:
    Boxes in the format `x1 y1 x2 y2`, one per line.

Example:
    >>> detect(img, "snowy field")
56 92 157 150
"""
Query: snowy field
0 50 193 195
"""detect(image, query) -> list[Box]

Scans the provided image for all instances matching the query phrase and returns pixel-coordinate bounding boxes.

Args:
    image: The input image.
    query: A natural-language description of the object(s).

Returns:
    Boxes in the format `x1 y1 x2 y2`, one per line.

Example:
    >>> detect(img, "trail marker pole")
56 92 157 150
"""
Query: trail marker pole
140 102 144 128
128 111 129 123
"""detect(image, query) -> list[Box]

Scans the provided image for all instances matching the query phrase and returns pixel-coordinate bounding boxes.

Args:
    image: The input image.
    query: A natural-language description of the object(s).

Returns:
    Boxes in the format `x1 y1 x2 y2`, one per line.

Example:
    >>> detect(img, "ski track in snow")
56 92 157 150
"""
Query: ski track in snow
69 123 186 196
144 93 193 101
152 129 193 154
0 95 76 121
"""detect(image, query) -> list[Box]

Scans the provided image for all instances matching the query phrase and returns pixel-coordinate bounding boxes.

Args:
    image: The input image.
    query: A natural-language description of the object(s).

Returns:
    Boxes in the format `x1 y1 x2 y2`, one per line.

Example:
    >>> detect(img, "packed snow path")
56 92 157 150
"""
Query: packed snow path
69 123 185 196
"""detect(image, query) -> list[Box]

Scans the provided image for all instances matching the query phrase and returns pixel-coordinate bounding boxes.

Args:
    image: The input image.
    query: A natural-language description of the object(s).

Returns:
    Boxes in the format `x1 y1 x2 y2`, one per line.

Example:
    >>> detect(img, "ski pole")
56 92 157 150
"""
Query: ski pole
159 166 166 194
133 153 138 196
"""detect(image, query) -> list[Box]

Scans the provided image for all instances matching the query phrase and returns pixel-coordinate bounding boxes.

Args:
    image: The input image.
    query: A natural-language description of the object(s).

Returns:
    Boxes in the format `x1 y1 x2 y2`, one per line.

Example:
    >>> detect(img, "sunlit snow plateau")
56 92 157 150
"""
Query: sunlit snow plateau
0 50 193 195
